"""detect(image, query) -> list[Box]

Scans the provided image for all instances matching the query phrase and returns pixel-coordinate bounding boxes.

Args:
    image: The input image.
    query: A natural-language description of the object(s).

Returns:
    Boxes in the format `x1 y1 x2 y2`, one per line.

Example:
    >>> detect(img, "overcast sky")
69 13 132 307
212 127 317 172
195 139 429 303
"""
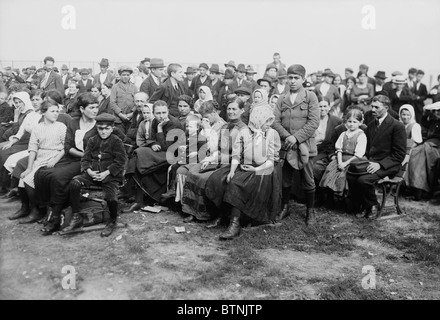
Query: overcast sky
1 0 439 84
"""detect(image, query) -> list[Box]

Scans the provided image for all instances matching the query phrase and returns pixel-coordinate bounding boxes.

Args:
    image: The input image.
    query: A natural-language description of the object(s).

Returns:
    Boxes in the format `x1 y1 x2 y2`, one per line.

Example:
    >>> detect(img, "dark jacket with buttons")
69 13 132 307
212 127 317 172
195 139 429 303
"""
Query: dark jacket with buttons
272 87 320 156
81 133 127 182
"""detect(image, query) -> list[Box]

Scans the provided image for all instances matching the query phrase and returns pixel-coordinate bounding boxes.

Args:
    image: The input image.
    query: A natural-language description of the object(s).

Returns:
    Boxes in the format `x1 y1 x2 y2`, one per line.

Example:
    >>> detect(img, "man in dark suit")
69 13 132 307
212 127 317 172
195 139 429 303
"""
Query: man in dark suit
347 94 406 219
139 58 165 98
412 70 428 123
149 63 186 117
39 56 64 97
182 66 195 97
189 63 212 100
227 64 252 99
93 58 115 87
60 64 71 90
245 65 258 93
78 68 93 93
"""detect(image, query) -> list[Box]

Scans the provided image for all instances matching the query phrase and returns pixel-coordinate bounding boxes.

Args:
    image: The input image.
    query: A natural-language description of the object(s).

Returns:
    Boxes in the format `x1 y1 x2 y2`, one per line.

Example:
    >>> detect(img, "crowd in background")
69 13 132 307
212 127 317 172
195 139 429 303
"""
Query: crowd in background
0 53 439 240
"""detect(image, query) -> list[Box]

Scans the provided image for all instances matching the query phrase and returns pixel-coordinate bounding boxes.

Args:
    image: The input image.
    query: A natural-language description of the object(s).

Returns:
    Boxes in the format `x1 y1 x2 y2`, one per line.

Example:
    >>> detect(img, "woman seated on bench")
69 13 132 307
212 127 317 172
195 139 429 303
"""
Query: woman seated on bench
205 106 281 240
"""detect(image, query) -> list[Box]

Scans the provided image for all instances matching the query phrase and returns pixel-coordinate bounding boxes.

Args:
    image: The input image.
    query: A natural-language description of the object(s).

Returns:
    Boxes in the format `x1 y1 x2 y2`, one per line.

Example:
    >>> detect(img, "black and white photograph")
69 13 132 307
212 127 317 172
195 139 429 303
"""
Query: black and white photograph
0 0 439 305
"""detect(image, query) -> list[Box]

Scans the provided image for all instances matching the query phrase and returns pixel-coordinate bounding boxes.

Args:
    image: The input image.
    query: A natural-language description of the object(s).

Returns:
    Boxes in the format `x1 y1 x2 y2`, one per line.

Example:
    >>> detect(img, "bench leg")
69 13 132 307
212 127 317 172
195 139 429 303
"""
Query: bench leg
395 182 403 215
377 183 388 219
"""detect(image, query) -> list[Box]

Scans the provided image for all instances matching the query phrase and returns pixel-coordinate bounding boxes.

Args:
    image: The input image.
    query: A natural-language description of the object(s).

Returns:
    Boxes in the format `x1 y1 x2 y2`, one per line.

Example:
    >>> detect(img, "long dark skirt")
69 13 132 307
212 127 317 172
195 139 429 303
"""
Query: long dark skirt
181 163 219 220
206 163 282 223
0 143 28 187
34 158 81 206
128 147 170 203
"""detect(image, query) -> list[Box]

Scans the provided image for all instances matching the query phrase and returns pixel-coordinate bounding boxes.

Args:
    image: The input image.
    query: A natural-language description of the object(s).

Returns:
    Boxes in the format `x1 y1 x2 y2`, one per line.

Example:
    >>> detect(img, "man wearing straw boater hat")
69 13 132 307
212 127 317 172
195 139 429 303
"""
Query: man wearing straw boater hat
140 58 166 97
94 58 114 87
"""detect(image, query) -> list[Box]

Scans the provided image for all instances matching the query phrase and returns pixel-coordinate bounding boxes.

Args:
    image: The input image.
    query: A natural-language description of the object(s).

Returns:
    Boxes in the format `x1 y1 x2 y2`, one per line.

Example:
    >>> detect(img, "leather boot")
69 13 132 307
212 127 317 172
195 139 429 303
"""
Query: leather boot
19 187 45 224
101 219 117 237
63 212 83 232
8 188 30 220
2 187 18 199
161 182 176 202
276 203 290 221
219 216 241 240
305 208 316 226
206 217 221 229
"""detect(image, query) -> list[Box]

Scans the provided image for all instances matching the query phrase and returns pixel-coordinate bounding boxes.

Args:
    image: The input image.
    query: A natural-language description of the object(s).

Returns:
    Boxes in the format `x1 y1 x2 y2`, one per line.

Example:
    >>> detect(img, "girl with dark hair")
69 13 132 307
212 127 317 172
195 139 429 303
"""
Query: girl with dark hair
177 94 194 127
32 93 99 228
319 108 367 197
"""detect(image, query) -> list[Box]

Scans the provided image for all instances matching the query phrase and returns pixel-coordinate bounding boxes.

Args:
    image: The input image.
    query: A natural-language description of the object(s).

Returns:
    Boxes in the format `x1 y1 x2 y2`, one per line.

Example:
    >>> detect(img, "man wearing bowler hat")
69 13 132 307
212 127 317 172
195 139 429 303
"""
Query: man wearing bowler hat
245 65 258 93
110 66 138 133
150 63 186 117
189 63 212 100
78 68 94 93
140 57 150 73
273 68 289 96
209 64 224 104
182 66 195 97
272 64 320 226
60 64 71 90
227 64 252 100
224 60 237 73
347 94 406 219
94 58 114 87
257 76 274 96
218 69 236 119
140 58 165 97
373 71 387 94
314 70 341 110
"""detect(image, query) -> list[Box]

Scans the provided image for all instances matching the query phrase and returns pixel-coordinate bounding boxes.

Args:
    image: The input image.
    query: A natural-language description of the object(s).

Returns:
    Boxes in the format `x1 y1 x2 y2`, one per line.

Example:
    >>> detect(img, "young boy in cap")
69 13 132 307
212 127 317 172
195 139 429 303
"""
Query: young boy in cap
272 64 320 226
65 113 127 237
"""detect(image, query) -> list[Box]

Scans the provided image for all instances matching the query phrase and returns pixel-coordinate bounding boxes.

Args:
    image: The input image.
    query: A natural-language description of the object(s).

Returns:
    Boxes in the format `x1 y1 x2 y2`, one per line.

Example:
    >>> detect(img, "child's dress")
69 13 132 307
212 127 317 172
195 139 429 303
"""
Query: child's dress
319 128 366 195
20 121 67 189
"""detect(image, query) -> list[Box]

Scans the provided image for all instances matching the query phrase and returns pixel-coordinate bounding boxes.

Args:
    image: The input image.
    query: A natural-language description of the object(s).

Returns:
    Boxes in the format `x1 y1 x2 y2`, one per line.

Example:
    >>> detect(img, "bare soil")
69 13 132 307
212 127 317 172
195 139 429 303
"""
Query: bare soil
1 194 439 300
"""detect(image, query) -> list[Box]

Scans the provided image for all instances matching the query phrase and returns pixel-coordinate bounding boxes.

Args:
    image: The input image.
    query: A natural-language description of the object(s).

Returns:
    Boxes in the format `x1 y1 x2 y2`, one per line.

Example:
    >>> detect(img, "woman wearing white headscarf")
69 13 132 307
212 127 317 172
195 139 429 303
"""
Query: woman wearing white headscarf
0 92 37 194
193 85 213 113
405 102 440 200
206 106 281 239
399 104 422 163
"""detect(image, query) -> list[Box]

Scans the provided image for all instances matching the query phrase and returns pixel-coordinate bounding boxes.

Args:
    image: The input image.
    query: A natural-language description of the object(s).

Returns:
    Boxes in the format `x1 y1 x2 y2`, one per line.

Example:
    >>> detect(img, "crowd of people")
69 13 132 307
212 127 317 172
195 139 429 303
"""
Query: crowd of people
1 53 439 240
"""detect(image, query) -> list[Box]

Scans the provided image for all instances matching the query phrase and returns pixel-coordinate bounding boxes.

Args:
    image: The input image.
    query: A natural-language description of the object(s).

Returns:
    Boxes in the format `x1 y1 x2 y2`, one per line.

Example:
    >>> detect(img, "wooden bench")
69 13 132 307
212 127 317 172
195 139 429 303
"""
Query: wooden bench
376 162 407 219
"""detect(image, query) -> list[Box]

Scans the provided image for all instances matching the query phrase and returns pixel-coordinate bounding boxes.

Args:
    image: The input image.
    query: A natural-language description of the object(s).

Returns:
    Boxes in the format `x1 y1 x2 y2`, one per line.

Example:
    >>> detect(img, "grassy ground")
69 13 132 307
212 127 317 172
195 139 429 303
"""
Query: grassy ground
0 194 439 300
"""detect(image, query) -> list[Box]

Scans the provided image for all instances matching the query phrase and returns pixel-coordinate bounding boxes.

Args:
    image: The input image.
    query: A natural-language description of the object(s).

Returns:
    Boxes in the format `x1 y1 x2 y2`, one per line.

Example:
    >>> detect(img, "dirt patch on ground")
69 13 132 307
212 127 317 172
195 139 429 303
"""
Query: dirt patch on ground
1 195 439 300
